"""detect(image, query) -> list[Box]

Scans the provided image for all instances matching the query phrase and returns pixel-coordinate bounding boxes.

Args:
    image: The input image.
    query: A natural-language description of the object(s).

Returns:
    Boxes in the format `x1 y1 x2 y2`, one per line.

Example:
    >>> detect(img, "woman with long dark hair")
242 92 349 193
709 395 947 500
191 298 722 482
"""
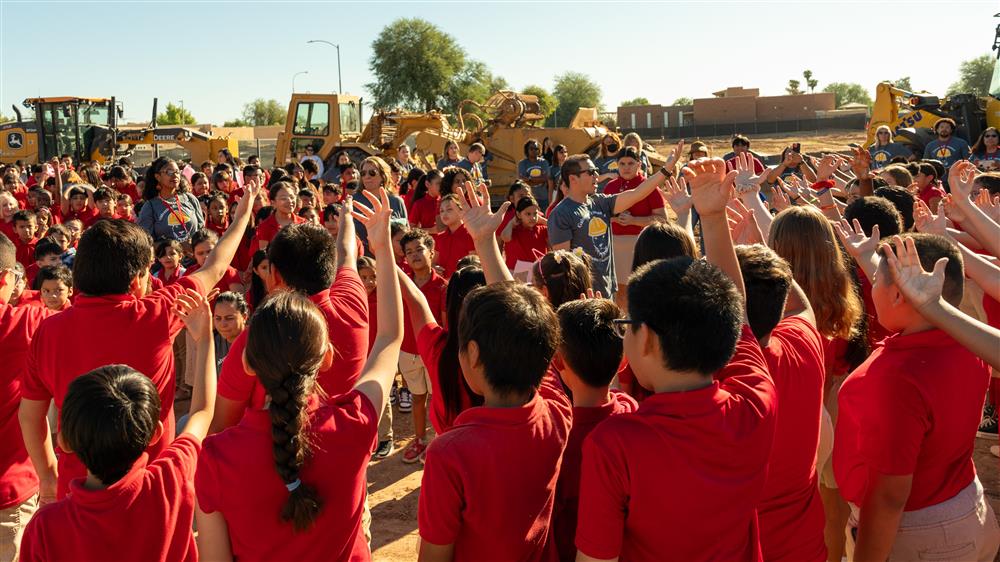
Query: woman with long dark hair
137 156 204 242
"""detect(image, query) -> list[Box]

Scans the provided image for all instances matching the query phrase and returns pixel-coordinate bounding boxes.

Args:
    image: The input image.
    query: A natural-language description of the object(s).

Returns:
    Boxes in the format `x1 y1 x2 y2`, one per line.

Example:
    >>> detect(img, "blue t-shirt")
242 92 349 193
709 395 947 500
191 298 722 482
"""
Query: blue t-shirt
923 138 970 169
436 157 463 171
353 190 407 256
547 194 618 297
869 142 911 169
455 158 484 184
593 156 619 192
517 158 549 184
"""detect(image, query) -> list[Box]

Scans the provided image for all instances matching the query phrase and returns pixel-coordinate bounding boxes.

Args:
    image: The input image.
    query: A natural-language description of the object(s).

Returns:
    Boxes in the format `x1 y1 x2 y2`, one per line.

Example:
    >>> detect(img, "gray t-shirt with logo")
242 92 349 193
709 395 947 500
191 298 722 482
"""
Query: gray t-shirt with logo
547 193 618 296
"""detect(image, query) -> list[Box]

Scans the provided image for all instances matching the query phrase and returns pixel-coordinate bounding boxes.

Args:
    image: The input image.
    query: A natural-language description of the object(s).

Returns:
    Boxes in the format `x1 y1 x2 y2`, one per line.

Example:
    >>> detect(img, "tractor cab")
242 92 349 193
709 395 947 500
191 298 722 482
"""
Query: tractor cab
25 97 119 163
274 93 364 167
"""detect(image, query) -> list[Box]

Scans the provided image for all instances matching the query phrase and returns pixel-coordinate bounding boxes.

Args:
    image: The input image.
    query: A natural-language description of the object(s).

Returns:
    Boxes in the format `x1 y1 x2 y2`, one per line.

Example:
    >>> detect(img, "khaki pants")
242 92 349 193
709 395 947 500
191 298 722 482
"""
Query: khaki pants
0 495 37 562
847 478 1000 561
612 234 638 288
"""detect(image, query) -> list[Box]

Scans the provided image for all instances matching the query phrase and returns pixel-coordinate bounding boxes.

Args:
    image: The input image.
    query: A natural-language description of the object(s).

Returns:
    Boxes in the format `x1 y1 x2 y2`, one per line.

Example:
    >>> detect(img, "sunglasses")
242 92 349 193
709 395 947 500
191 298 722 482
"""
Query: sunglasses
985 134 999 138
573 168 600 177
361 170 380 177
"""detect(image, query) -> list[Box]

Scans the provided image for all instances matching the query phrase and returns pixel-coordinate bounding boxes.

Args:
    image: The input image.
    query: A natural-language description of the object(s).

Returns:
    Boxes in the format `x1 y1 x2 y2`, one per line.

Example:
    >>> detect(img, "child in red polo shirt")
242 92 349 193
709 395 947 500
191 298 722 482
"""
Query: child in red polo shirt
550 298 637 562
834 233 1000 561
397 229 447 464
25 240 61 290
20 288 218 562
251 181 306 251
186 229 244 295
92 187 118 223
736 244 827 562
153 239 185 286
37 265 73 312
433 194 476 278
500 196 549 270
11 211 37 268
576 157 776 562
195 188 403 562
20 180 259 502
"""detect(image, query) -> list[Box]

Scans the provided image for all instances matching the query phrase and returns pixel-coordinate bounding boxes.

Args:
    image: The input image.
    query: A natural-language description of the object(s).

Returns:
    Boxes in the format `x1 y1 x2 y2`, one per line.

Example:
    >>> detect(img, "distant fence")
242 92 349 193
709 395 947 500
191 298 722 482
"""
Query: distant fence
620 113 867 141
124 139 278 167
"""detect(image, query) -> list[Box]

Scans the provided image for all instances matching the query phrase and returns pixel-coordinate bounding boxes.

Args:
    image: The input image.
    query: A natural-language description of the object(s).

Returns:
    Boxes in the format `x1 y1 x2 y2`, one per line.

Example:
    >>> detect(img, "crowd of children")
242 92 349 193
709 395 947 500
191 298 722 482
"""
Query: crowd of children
0 130 998 562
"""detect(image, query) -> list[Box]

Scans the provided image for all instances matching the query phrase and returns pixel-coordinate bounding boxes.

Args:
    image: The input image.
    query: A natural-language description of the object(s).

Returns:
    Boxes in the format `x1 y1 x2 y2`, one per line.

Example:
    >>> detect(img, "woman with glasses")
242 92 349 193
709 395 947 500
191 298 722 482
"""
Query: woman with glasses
868 126 911 169
138 157 205 243
353 156 408 255
971 127 1000 171
517 139 551 209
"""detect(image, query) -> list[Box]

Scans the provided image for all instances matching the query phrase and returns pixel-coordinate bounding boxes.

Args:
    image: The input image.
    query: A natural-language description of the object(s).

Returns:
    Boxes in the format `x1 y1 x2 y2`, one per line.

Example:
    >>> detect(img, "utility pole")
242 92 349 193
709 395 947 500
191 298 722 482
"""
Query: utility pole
292 71 309 94
307 40 342 93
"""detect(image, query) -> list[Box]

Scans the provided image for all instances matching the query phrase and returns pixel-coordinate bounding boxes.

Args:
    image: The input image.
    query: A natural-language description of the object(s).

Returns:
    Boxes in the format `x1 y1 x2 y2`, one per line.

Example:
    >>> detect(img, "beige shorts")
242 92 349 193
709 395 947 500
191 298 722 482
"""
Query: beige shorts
399 351 430 395
0 495 37 562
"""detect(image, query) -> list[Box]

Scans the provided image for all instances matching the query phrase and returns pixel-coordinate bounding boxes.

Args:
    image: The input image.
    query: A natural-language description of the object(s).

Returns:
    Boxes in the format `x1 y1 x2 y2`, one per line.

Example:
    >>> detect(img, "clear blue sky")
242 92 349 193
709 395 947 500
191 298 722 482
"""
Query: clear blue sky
2 1 997 124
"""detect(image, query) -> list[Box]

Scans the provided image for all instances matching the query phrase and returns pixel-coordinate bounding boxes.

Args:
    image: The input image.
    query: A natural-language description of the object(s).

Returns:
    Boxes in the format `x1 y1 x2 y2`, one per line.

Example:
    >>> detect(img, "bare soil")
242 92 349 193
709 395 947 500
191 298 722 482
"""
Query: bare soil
648 130 868 159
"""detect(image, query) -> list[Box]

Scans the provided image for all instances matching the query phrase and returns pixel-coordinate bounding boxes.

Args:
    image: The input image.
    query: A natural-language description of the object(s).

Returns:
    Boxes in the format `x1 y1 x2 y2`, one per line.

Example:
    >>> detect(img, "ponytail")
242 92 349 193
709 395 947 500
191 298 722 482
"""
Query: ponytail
533 250 592 308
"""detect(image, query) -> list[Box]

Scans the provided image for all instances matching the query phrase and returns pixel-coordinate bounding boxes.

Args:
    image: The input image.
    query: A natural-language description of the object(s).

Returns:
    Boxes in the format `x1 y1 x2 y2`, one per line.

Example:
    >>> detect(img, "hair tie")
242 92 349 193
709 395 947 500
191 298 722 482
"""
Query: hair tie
285 479 301 492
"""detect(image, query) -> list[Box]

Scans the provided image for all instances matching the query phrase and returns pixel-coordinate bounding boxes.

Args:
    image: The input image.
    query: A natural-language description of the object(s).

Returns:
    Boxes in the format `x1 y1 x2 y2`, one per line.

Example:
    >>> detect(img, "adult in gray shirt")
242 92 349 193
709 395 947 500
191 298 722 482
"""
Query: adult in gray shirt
548 155 669 296
137 157 204 242
518 139 550 209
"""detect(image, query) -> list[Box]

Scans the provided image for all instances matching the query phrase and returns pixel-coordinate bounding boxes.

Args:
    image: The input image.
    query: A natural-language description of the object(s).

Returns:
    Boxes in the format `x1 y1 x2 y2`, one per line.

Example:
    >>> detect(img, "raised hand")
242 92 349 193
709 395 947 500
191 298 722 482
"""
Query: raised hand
234 174 262 219
948 160 978 203
456 181 509 241
173 288 217 341
941 194 968 225
660 174 692 214
849 146 872 180
351 188 392 255
833 218 881 262
771 178 792 212
682 157 736 217
882 235 948 310
663 139 685 171
816 154 840 181
975 190 1000 224
912 199 947 236
733 152 767 195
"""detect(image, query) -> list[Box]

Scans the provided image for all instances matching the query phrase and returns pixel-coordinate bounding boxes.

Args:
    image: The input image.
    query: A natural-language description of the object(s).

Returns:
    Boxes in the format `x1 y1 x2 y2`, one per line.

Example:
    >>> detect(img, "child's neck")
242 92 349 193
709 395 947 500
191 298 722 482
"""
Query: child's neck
412 267 433 284
276 210 294 223
483 388 534 408
83 472 108 491
572 385 611 408
445 222 462 233
649 369 714 394
162 265 177 277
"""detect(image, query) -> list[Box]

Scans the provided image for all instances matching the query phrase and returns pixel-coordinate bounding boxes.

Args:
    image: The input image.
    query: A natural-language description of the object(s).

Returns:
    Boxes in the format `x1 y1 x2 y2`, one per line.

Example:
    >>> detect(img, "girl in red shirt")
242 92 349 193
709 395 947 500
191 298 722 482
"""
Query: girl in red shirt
153 240 186 286
0 192 19 241
251 182 306 251
205 193 229 237
913 162 946 209
409 170 443 231
500 196 548 270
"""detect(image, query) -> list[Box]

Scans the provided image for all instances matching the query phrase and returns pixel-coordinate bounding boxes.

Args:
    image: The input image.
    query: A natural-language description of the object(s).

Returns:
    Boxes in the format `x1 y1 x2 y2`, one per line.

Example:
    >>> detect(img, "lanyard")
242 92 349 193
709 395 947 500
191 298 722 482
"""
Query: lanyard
160 196 187 230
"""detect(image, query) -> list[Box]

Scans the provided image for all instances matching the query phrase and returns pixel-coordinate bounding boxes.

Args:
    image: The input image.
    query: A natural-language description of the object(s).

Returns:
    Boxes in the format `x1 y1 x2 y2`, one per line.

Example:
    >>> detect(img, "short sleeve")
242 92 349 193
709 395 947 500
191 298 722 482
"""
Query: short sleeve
595 193 618 215
23 326 53 401
715 326 777 433
195 440 222 514
547 207 572 246
575 427 629 559
416 323 445 370
860 375 927 476
418 441 465 546
218 331 258 404
150 434 202 499
144 275 204 338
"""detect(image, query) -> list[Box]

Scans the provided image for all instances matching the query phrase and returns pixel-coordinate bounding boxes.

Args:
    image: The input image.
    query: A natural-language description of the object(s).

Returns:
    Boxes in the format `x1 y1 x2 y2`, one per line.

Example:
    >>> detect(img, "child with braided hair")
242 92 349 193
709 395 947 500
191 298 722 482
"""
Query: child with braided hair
194 188 403 561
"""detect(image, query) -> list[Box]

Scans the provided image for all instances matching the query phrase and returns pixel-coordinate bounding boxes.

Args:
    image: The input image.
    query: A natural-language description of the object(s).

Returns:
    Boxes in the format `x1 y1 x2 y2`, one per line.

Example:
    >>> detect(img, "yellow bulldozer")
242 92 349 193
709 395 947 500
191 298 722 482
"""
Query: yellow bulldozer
0 97 238 166
274 90 667 197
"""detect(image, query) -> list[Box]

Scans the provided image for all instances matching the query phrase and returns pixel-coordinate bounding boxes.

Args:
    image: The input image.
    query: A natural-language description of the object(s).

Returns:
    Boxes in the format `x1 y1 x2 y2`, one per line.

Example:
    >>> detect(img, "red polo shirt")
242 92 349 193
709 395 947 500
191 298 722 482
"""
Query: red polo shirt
0 303 55 509
417 323 479 434
917 183 946 206
23 275 203 498
401 271 447 355
197 392 376 562
758 317 827 562
183 263 241 295
504 224 548 269
250 213 307 250
433 224 476 279
218 267 369 411
576 326 776 561
834 328 990 511
418 372 571 559
20 435 200 562
13 236 37 268
409 195 439 230
602 174 665 236
551 390 638 562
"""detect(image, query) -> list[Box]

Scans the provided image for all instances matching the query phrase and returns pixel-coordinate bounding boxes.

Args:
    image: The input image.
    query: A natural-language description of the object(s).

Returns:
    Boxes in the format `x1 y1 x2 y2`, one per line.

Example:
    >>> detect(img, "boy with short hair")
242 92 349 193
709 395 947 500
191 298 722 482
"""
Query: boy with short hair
397 228 447 464
551 298 637 561
26 240 61 290
36 265 73 312
433 194 476 279
11 211 38 268
418 282 569 561
575 157 776 561
834 233 1000 560
20 287 218 562
92 187 118 222
736 243 827 562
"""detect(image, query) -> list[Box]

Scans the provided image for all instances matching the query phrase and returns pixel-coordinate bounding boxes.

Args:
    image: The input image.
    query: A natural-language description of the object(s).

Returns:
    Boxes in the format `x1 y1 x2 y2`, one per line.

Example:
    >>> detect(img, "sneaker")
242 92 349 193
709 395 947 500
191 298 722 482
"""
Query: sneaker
398 388 413 413
372 440 394 460
389 382 399 406
977 405 998 439
402 438 427 464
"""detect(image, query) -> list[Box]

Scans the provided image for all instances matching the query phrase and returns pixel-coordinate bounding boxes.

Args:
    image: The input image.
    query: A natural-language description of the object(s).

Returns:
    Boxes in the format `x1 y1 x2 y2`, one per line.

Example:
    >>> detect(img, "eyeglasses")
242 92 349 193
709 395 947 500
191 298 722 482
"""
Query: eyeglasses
161 169 181 177
361 170 380 178
985 134 999 138
572 168 600 177
877 132 890 136
611 317 642 338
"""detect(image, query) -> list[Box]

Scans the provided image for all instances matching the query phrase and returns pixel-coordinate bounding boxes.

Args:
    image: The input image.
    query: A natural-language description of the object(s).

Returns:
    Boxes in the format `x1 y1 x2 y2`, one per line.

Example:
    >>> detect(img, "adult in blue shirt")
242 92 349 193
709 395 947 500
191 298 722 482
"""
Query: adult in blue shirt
517 139 550 209
455 142 487 186
923 118 970 172
593 133 622 192
138 157 204 243
869 126 913 169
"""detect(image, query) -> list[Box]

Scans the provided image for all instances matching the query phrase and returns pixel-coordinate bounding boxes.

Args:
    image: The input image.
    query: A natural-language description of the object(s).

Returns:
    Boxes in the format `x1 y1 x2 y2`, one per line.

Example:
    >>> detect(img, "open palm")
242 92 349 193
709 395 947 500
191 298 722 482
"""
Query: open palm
457 181 509 241
882 235 947 310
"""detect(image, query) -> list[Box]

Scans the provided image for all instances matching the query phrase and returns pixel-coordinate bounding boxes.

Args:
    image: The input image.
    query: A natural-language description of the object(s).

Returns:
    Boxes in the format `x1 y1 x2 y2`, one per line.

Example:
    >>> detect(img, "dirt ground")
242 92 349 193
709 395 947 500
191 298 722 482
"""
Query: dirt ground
648 130 868 159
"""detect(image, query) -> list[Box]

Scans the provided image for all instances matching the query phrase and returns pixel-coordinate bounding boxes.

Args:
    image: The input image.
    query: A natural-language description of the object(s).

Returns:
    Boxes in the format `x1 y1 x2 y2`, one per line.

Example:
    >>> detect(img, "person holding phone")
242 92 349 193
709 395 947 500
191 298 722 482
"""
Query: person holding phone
768 144 818 184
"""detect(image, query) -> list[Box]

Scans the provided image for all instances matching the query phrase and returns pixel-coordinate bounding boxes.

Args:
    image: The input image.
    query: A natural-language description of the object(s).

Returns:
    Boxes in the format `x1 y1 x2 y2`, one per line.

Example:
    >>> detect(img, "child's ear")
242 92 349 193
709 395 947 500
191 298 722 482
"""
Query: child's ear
56 432 72 454
128 275 145 297
320 342 335 371
639 324 657 357
148 421 165 447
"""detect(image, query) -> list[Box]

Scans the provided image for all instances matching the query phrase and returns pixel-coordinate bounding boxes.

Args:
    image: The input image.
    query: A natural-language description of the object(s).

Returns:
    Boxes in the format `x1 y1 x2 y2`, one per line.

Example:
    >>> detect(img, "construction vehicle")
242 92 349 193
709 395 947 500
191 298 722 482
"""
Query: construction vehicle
0 97 238 166
274 90 667 197
866 14 1000 155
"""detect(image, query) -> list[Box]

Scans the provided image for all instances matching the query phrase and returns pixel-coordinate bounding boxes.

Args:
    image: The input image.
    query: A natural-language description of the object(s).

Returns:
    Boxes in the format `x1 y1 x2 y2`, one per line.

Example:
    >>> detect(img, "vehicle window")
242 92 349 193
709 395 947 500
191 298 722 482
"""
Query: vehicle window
293 102 329 136
339 102 360 133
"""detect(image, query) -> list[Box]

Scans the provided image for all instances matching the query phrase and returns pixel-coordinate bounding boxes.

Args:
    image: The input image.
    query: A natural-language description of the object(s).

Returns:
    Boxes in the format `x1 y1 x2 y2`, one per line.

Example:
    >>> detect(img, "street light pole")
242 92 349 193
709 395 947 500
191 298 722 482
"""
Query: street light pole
292 71 309 94
307 39 342 93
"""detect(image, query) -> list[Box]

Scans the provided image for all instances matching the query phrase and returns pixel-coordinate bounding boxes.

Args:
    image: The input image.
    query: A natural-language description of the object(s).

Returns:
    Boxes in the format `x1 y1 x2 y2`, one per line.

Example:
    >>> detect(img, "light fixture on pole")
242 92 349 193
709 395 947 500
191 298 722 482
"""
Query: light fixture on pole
292 71 309 93
307 40 342 93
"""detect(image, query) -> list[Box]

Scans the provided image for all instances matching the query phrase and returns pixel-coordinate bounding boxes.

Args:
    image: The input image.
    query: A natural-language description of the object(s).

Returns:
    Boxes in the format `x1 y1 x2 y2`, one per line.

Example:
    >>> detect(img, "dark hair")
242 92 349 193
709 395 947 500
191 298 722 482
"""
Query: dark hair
631 222 698 271
109 165 129 181
934 118 956 133
245 291 325 531
880 165 913 188
971 127 1000 156
36 264 72 290
267 223 336 294
732 134 751 148
533 250 592 308
93 186 118 203
142 157 175 200
557 299 623 388
877 233 964 306
73 220 153 296
12 210 35 225
616 146 642 162
844 196 903 238
458 282 560 397
440 167 471 196
628 257 743 375
401 168 425 197
321 204 340 223
873 187 916 231
437 266 487 423
268 168 289 188
507 180 529 201
515 196 539 214
560 154 591 187
735 245 793 340
189 228 219 250
33 238 62 261
248 250 269 310
412 169 442 203
523 138 540 158
468 142 485 154
400 228 435 253
268 181 298 202
916 162 939 183
215 291 249 316
923 159 945 182
154 239 183 259
61 365 161 486
356 255 376 272
301 159 318 175
974 172 1000 195
210 169 233 190
455 254 480 270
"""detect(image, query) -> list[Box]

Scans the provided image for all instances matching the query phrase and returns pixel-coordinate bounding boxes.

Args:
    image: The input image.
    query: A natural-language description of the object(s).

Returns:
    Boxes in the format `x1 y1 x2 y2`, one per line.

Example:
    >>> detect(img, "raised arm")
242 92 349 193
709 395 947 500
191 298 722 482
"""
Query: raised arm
457 182 513 284
351 188 404 416
174 289 218 440
398 266 437 336
335 200 358 271
949 161 1000 259
833 218 881 281
660 174 694 240
189 176 261 292
612 141 682 215
733 152 775 238
683 157 745 302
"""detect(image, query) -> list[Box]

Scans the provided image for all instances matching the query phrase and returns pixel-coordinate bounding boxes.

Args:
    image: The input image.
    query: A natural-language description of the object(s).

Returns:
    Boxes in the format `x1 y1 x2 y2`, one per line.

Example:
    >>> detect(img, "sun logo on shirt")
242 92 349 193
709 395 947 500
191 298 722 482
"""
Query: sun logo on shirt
608 161 619 171
529 168 543 178
873 151 888 164
167 211 190 226
934 146 953 160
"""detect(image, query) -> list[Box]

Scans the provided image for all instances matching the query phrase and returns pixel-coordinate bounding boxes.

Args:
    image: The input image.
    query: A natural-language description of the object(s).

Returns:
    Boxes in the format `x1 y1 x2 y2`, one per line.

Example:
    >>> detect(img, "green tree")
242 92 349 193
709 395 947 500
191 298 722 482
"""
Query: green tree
222 118 250 127
240 98 287 126
521 84 559 120
947 54 993 96
620 97 650 107
786 79 803 95
157 102 196 125
549 72 602 127
367 18 466 111
443 60 507 115
823 82 873 107
803 70 818 93
671 97 693 106
893 76 913 91
0 112 12 124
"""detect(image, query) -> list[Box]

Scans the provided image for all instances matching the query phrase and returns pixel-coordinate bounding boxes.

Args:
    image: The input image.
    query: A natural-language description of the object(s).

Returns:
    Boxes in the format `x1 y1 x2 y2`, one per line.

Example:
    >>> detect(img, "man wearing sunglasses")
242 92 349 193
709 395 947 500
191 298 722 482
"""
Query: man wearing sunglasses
548 152 673 297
